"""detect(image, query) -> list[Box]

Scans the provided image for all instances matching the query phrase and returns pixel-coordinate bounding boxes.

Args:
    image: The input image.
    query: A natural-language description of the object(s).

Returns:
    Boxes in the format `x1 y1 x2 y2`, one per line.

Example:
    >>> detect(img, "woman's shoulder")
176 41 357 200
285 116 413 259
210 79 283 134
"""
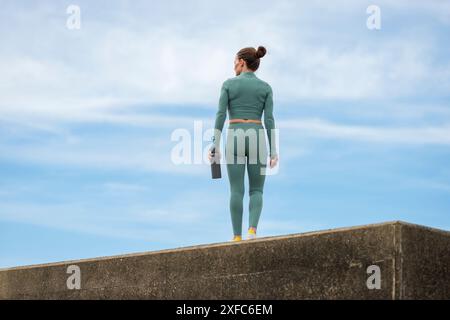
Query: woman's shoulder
259 79 271 89
222 75 272 95
251 74 272 90
221 77 234 87
256 78 272 93
225 74 271 87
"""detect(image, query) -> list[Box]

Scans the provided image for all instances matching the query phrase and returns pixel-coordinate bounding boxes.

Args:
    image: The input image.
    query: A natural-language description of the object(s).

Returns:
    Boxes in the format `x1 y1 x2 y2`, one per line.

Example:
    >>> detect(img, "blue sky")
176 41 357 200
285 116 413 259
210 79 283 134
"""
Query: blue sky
1 0 450 268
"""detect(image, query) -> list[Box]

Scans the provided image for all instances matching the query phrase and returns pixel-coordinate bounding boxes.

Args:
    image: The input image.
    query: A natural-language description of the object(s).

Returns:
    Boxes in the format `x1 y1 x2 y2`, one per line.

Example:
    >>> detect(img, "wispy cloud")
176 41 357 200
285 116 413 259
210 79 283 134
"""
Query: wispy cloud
280 118 450 145
1 0 449 124
0 188 228 243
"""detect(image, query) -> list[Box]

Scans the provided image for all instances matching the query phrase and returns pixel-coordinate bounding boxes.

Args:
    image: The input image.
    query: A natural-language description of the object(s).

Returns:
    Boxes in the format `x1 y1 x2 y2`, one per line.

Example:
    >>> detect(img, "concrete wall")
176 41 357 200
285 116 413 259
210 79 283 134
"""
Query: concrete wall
0 221 449 299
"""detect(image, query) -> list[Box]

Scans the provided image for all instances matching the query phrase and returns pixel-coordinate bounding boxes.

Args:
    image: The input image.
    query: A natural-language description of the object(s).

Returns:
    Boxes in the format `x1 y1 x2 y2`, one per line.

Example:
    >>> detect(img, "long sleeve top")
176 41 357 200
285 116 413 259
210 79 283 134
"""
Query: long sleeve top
212 71 277 158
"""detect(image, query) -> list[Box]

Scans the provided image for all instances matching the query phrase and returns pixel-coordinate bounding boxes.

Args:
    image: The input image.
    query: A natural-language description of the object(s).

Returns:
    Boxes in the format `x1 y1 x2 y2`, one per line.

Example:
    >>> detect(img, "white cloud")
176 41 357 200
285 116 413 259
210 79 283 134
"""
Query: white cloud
0 138 209 176
0 188 228 242
1 0 448 125
279 118 450 145
1 114 450 178
0 113 220 176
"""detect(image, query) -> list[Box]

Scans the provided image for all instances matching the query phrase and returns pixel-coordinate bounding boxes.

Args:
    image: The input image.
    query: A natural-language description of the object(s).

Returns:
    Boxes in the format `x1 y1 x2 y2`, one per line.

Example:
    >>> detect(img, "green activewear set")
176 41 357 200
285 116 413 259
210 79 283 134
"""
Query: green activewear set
211 71 277 236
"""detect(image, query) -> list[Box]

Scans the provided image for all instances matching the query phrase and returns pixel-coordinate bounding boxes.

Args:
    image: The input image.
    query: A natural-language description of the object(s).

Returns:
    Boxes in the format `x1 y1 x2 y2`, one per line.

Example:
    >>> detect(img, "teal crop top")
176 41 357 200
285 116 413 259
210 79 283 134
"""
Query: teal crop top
212 71 277 158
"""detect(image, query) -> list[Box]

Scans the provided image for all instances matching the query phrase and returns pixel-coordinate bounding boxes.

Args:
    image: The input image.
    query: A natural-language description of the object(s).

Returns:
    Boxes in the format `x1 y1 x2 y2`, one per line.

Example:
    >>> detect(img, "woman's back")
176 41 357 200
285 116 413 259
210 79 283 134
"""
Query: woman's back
225 71 271 120
214 71 276 158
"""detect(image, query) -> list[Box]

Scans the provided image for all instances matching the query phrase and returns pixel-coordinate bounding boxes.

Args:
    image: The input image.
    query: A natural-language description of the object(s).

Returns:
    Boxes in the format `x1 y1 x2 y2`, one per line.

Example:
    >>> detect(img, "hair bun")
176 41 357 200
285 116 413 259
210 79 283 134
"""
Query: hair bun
255 46 266 59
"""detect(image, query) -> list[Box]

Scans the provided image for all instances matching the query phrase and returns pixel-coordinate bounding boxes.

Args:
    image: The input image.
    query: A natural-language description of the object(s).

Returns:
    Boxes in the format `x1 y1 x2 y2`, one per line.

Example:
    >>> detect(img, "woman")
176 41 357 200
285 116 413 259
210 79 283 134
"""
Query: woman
208 46 278 242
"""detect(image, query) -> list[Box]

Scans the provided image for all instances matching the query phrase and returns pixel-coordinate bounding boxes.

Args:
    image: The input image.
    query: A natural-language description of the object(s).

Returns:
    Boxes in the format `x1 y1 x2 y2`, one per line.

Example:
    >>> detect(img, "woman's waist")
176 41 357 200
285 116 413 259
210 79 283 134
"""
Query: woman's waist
228 118 262 124
227 120 264 132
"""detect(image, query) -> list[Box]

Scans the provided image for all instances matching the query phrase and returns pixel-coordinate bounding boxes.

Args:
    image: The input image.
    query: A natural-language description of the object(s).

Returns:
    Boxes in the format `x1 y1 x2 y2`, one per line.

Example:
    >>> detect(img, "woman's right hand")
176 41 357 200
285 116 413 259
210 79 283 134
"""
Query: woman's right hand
269 155 278 168
208 149 221 163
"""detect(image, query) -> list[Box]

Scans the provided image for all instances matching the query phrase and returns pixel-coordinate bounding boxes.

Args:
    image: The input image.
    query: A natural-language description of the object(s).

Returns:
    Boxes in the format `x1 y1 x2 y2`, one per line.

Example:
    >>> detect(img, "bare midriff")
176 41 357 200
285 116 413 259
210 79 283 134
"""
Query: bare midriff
228 118 262 124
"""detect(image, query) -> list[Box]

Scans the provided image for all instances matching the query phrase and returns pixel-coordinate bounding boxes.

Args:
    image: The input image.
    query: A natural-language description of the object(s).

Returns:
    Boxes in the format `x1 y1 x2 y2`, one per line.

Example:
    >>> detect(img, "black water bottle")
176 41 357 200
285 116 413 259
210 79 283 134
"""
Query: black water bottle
210 147 222 179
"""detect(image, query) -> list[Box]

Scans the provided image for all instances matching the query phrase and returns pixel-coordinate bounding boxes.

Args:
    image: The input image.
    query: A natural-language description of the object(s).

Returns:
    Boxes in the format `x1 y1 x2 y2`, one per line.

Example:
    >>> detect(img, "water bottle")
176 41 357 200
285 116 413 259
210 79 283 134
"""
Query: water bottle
210 147 222 179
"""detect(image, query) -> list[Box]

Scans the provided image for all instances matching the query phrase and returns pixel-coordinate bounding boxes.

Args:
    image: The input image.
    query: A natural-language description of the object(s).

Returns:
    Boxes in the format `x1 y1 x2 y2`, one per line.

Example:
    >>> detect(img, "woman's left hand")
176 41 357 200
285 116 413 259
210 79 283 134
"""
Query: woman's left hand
269 155 278 168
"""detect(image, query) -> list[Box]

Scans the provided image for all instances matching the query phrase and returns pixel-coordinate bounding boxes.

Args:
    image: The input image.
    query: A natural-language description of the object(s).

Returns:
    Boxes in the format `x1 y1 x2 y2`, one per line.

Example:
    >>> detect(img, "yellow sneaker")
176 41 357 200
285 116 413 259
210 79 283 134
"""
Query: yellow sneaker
231 235 242 242
247 227 257 240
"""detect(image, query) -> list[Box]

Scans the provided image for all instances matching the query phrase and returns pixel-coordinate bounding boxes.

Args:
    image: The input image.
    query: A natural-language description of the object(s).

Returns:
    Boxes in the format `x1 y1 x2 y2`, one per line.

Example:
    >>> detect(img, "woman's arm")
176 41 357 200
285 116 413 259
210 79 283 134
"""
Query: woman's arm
211 80 229 152
263 84 277 158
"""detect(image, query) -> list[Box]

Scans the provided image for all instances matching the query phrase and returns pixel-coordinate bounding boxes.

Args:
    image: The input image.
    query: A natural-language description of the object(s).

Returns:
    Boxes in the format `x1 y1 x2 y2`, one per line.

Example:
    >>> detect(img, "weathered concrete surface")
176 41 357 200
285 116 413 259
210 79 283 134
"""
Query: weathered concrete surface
0 221 449 299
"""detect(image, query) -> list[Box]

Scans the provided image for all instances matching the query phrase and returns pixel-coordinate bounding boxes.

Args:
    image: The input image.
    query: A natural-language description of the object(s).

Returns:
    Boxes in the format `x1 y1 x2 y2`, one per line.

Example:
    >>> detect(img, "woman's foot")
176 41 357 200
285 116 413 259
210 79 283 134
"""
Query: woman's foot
247 227 257 240
231 235 242 242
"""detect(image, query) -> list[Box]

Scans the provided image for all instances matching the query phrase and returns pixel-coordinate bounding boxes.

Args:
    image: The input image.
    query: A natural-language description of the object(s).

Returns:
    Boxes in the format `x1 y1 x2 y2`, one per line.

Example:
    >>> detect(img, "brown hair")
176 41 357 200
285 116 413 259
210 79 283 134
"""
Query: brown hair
236 46 267 71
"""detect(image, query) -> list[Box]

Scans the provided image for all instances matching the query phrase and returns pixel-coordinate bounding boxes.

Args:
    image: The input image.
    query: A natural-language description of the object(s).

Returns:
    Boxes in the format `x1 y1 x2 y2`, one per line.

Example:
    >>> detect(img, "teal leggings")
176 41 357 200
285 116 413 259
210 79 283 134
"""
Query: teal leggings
225 123 268 236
